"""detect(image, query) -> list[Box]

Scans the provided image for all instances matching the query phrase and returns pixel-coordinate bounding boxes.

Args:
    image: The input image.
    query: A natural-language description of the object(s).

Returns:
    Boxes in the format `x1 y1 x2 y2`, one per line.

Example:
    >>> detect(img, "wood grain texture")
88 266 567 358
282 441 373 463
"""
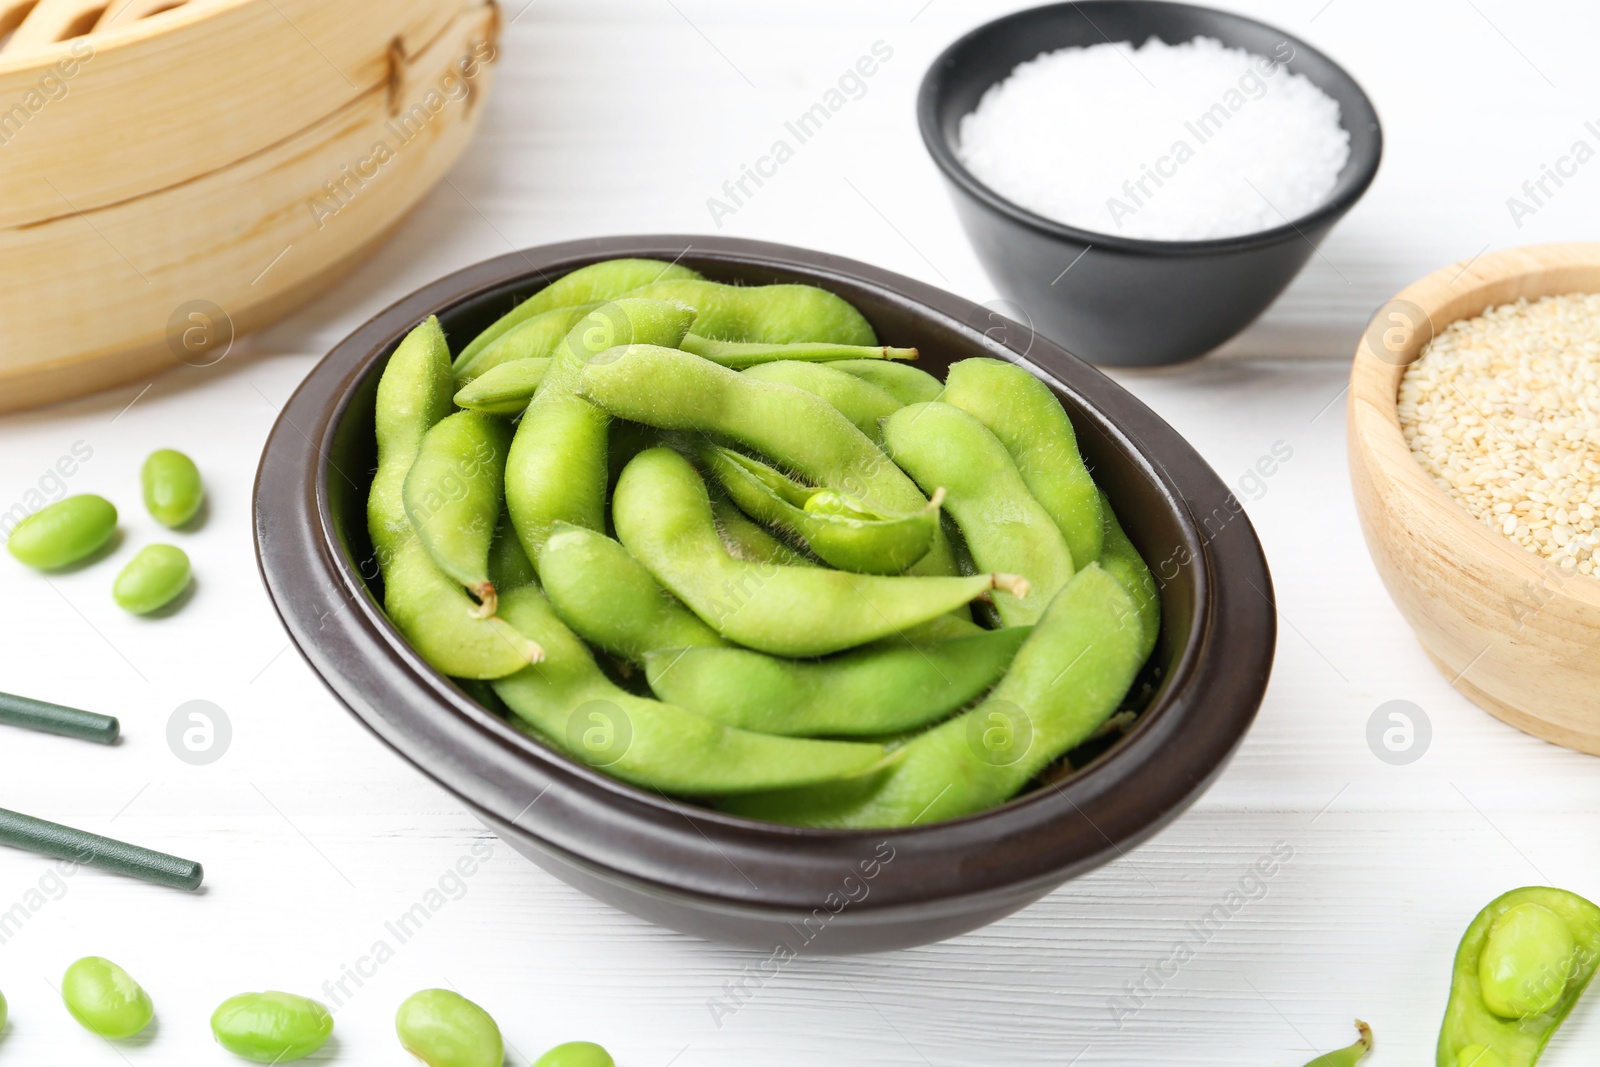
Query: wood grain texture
1348 243 1600 754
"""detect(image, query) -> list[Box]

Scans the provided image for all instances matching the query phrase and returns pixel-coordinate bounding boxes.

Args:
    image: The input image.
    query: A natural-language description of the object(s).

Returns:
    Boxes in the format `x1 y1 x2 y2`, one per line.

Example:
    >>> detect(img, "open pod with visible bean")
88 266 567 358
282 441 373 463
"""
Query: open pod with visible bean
1437 886 1600 1067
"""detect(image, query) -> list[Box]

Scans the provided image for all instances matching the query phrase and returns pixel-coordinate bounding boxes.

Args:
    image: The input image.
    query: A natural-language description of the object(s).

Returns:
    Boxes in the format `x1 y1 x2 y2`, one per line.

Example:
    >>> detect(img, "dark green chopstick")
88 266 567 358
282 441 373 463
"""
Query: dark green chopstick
0 690 119 744
0 808 203 891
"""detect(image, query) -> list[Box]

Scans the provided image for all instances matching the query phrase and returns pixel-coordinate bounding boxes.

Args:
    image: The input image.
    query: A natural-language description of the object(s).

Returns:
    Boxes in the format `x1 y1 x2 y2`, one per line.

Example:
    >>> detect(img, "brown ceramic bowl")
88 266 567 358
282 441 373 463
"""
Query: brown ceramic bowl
254 235 1274 952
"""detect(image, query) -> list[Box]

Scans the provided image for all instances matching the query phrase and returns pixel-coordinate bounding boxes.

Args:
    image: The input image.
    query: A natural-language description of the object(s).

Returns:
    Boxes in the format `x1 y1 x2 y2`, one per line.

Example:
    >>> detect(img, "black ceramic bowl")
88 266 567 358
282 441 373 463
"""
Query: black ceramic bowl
254 235 1274 952
919 1 1383 367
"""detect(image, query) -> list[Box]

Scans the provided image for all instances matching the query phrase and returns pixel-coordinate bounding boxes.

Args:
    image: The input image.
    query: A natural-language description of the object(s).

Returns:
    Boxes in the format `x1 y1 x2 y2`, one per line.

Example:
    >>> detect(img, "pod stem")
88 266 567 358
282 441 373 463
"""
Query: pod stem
923 487 948 513
883 346 919 361
991 573 1031 599
469 582 500 620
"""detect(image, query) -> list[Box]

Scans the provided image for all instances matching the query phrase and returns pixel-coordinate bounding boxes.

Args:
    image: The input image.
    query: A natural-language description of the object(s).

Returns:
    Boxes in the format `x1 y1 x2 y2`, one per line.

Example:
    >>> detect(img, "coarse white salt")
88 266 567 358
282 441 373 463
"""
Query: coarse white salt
955 36 1351 241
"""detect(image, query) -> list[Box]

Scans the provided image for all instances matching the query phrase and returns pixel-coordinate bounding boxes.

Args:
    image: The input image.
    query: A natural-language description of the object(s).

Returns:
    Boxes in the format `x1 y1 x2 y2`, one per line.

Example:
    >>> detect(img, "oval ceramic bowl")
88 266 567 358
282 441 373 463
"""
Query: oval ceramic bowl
1350 243 1600 755
918 0 1383 366
254 235 1275 952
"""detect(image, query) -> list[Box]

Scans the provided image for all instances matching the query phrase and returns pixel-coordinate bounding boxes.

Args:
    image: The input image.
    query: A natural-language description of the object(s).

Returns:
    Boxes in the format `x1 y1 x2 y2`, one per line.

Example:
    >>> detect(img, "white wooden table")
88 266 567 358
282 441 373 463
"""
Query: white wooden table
4 1 1600 1063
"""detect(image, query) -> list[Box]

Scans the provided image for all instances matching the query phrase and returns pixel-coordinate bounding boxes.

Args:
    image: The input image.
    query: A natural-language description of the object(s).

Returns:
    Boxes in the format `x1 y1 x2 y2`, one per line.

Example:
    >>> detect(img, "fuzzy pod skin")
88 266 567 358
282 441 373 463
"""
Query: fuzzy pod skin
1096 491 1160 662
113 544 191 614
710 497 816 567
830 358 945 404
395 989 503 1067
453 306 595 385
575 343 957 577
618 278 878 346
612 448 1020 657
644 626 1030 736
61 956 153 1039
720 564 1146 828
141 448 203 527
403 410 513 616
882 402 1075 625
534 1041 616 1067
942 358 1105 568
741 360 904 442
452 357 549 416
211 991 333 1063
491 587 887 795
6 494 117 570
368 317 541 678
680 335 917 369
453 258 702 373
505 300 698 567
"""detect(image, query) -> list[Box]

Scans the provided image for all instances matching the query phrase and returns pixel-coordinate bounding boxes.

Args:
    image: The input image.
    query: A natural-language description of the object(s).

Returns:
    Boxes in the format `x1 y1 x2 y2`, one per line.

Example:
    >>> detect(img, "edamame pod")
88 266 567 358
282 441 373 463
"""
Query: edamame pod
645 626 1029 736
830 358 945 404
575 343 958 576
1302 1021 1372 1067
943 358 1104 567
211 991 333 1062
681 335 916 368
452 305 595 384
1097 491 1160 662
1436 887 1600 1067
141 448 203 527
613 448 1025 657
403 410 513 616
540 522 727 662
455 258 701 371
491 587 888 794
62 956 153 1038
505 300 698 565
711 497 815 566
6 494 116 570
741 360 903 441
487 508 537 593
882 402 1075 625
721 564 1144 827
702 446 939 575
620 278 877 345
395 988 503 1067
113 544 191 614
369 318 541 677
452 357 549 415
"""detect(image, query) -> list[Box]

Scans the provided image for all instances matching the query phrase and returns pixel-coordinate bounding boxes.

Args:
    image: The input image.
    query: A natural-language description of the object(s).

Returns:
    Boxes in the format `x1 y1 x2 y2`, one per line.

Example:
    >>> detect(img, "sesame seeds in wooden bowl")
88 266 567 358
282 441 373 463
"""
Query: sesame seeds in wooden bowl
1349 243 1600 755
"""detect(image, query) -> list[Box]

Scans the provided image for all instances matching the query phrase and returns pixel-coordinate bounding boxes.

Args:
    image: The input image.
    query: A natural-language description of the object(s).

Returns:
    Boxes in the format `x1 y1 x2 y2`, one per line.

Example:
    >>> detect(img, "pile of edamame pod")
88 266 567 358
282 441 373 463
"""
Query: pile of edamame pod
371 257 1161 827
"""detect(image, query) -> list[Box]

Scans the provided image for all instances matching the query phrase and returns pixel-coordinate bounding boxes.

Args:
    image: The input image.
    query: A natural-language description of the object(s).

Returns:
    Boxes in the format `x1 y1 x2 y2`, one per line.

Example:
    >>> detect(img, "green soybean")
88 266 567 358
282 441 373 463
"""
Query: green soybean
576 342 958 576
1097 491 1160 662
534 1041 615 1067
1437 887 1600 1067
614 448 1023 657
369 317 541 677
453 305 595 384
1302 1021 1372 1067
491 586 887 793
540 521 727 662
6 494 117 569
943 358 1104 567
645 626 1029 736
211 991 333 1062
711 497 815 566
487 507 537 593
831 358 945 404
455 258 702 372
112 543 191 614
721 564 1144 827
395 988 503 1067
620 278 877 345
452 357 549 415
61 956 153 1039
882 402 1075 625
681 335 916 367
505 300 698 565
404 410 513 616
741 360 903 441
141 448 203 527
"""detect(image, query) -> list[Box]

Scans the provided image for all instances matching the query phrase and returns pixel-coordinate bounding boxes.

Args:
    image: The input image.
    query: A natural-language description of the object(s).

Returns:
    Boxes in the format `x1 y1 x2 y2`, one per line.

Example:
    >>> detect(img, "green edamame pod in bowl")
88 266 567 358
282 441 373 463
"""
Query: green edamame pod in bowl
741 360 903 441
882 401 1075 625
702 445 940 575
711 497 815 566
453 305 594 384
681 335 916 368
1436 887 1600 1067
621 278 877 345
113 543 191 614
7 494 116 570
141 448 203 527
830 358 945 404
61 956 153 1039
1097 491 1160 662
211 991 333 1062
615 448 1024 657
396 988 503 1067
404 410 513 617
942 357 1104 567
452 357 549 415
455 258 701 372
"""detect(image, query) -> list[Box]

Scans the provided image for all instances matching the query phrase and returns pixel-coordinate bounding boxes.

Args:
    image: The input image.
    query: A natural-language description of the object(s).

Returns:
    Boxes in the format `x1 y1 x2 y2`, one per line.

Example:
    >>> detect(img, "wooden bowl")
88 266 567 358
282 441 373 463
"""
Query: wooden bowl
0 0 499 412
1349 243 1600 754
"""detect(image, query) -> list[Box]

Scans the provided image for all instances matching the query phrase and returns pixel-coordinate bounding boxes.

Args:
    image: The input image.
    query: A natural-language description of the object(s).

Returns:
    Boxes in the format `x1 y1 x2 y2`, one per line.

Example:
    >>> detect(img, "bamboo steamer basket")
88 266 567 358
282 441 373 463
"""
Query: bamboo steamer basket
1349 243 1600 754
0 0 500 411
